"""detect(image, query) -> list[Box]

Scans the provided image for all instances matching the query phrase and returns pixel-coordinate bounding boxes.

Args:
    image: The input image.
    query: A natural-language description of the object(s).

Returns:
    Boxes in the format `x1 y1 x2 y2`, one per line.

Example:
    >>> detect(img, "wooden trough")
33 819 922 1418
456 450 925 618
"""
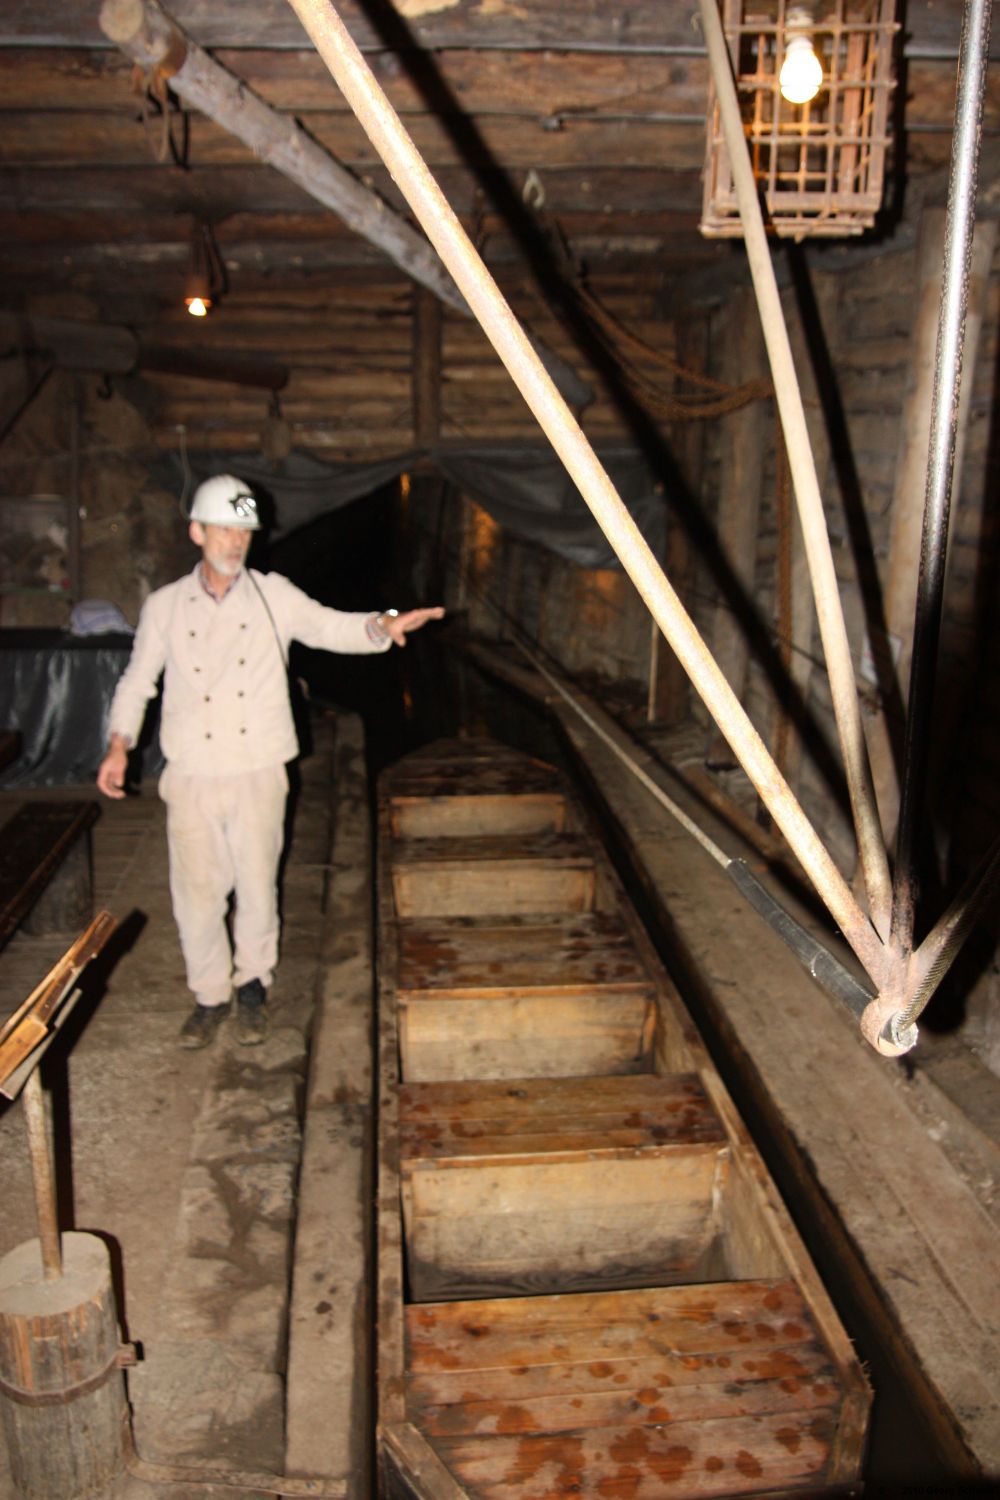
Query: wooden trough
377 737 870 1498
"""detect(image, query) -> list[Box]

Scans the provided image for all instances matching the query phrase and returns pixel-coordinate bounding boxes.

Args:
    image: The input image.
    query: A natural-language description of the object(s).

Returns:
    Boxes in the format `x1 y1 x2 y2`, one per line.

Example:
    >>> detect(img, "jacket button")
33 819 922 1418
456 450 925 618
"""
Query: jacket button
238 658 245 666
240 727 246 735
189 630 196 638
204 695 210 703
237 690 244 698
205 732 212 739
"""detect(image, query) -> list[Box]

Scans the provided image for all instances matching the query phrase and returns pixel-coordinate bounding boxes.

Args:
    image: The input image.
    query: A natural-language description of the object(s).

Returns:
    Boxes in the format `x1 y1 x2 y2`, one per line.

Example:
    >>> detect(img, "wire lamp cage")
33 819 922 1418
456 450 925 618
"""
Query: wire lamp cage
701 0 899 239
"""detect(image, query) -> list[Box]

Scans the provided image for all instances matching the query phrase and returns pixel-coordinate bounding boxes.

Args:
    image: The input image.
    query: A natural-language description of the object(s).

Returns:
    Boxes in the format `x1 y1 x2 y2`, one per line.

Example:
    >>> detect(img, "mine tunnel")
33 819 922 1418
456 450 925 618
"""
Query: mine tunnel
0 2 999 1497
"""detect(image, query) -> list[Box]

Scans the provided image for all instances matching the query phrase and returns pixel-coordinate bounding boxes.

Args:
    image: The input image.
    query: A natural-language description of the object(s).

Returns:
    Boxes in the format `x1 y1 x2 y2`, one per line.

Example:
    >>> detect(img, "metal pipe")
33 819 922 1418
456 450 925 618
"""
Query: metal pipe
698 0 893 940
285 0 889 989
889 0 993 954
22 1071 62 1280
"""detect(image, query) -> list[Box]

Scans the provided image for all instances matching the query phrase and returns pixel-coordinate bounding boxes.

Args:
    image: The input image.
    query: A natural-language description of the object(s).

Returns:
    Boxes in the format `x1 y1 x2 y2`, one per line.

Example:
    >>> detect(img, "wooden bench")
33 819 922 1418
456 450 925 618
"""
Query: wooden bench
0 801 100 948
399 1072 729 1302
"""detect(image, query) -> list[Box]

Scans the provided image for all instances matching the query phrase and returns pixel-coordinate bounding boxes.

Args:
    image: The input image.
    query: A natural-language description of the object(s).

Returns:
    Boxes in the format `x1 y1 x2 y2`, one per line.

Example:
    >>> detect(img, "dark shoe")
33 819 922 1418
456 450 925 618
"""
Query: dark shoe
235 979 269 1046
179 1002 230 1049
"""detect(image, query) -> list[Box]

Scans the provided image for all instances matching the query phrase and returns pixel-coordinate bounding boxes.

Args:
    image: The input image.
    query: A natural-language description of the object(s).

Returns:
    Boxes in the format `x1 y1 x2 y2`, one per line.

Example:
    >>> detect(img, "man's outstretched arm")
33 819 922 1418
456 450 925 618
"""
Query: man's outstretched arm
377 606 445 647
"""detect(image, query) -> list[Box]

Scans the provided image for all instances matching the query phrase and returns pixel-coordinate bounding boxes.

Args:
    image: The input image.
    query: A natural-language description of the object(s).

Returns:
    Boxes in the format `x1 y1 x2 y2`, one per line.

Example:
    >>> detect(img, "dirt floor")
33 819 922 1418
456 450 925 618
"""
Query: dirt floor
0 716 354 1500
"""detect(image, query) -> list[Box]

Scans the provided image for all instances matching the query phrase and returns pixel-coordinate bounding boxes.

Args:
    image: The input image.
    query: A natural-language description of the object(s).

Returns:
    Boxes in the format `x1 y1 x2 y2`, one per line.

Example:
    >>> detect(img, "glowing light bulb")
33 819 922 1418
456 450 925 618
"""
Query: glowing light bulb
779 32 823 104
186 296 211 318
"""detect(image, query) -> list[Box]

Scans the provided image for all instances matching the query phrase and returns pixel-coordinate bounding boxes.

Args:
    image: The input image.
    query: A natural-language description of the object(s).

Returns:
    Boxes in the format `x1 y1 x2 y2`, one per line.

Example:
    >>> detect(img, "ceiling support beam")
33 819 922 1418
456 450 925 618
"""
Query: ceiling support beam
98 0 592 411
0 312 289 390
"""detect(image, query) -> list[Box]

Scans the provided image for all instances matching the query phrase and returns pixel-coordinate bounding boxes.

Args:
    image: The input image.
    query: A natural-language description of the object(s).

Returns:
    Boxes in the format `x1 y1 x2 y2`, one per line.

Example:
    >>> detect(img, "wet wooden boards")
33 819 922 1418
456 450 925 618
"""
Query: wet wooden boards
377 738 870 1498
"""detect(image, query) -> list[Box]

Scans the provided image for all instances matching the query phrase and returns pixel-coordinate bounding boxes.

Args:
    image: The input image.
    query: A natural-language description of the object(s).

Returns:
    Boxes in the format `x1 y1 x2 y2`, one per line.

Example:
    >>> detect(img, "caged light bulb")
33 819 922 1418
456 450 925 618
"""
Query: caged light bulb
779 29 823 104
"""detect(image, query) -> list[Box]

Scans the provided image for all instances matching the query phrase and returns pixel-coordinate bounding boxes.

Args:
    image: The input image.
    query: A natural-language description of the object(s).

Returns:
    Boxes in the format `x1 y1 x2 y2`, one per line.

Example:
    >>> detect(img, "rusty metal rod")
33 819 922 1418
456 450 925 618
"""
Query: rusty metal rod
889 0 993 957
285 0 889 990
698 0 893 942
21 1070 62 1280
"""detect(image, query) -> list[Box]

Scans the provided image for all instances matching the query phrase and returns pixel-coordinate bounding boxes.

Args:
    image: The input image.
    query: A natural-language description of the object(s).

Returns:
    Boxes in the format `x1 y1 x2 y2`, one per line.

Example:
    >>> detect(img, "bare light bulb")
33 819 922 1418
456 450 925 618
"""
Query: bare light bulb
779 31 823 104
186 296 211 318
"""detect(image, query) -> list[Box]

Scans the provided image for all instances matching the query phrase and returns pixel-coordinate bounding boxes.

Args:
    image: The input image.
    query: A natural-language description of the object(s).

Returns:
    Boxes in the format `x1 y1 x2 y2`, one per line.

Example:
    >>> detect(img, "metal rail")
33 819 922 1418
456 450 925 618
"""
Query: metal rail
889 0 994 958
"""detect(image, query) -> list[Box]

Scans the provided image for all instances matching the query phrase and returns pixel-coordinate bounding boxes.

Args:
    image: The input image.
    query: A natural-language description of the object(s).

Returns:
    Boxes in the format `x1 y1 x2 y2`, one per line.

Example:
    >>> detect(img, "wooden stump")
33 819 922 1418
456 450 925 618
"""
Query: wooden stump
0 1233 126 1500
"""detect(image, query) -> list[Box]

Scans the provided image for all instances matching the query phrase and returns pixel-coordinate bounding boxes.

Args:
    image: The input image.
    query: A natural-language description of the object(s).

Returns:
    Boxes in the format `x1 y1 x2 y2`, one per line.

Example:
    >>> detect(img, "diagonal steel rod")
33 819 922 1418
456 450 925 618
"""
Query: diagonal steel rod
889 0 993 957
698 0 893 941
285 0 889 990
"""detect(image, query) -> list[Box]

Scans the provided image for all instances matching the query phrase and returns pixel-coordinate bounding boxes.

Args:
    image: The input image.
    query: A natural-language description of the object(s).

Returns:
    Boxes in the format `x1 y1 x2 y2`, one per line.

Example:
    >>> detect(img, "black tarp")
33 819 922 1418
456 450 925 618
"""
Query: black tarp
156 446 665 569
0 631 162 789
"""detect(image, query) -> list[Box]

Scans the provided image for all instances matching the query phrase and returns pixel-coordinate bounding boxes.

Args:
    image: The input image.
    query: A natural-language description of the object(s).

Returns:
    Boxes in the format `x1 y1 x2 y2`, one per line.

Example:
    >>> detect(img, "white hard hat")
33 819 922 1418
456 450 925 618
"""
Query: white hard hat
189 474 261 529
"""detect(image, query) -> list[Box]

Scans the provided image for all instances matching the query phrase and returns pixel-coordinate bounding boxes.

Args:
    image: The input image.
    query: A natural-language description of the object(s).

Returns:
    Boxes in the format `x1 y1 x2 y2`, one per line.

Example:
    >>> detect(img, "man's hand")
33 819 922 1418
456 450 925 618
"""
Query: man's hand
383 606 445 648
96 736 130 799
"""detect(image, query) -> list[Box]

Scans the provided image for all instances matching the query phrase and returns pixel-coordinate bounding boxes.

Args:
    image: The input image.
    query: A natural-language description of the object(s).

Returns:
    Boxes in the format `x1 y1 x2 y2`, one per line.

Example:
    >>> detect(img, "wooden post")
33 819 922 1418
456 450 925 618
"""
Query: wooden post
706 287 768 768
21 1072 61 1280
412 288 442 447
0 1234 127 1500
654 312 709 726
778 266 838 791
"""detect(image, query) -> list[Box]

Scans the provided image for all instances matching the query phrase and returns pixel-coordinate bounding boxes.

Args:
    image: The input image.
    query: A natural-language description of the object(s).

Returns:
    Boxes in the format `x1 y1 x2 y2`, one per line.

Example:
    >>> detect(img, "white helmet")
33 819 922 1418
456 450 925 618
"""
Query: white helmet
189 474 261 529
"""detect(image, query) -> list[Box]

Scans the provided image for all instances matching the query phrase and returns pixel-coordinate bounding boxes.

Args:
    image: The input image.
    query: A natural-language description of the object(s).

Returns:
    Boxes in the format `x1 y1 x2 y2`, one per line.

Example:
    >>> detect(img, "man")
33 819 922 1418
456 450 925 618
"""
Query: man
97 473 443 1049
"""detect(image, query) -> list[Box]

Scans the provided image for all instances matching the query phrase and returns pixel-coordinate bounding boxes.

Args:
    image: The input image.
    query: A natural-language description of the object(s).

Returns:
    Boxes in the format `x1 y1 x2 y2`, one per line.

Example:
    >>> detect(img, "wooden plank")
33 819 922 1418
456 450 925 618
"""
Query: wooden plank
399 1072 713 1123
391 791 567 839
415 1362 841 1436
404 1152 728 1300
408 1342 839 1412
0 0 974 55
405 1280 815 1363
397 914 647 997
435 1408 838 1497
391 834 597 918
398 991 656 1083
1 45 989 127
0 111 708 172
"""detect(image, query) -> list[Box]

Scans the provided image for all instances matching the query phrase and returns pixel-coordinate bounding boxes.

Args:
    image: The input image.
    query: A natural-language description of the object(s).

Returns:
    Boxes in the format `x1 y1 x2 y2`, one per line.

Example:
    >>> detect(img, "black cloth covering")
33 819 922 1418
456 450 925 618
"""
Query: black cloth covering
156 446 665 569
0 630 162 789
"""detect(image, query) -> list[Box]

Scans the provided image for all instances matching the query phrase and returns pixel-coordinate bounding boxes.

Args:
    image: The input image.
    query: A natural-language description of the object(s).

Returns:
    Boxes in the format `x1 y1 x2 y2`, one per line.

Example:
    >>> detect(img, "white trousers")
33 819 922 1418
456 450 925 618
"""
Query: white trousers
159 763 288 1008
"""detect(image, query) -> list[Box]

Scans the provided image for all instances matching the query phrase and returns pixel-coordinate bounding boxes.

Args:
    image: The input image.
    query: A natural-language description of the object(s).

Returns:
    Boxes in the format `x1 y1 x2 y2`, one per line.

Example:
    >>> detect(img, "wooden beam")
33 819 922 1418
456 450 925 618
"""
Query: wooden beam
0 0 981 57
98 0 592 409
0 109 709 175
0 165 704 220
0 311 288 388
654 312 710 726
412 288 441 446
705 287 769 769
1 46 994 133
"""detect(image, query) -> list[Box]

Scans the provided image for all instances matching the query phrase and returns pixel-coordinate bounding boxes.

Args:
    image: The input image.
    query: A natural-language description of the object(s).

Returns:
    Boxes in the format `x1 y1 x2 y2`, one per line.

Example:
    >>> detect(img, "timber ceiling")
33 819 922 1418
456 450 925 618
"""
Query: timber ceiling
0 0 989 312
